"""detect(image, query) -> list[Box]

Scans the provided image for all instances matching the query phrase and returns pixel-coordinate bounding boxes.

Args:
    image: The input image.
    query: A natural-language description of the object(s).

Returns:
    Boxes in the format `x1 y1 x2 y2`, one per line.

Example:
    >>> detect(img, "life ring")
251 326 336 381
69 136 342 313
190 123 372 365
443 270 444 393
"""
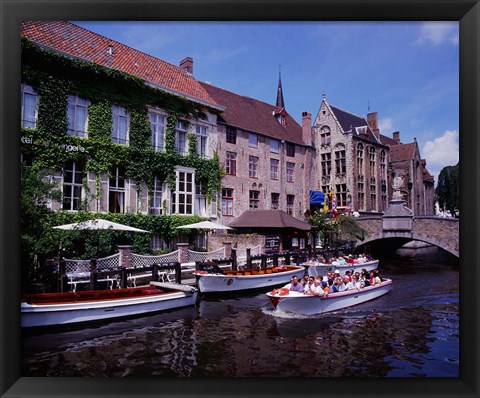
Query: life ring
271 287 289 296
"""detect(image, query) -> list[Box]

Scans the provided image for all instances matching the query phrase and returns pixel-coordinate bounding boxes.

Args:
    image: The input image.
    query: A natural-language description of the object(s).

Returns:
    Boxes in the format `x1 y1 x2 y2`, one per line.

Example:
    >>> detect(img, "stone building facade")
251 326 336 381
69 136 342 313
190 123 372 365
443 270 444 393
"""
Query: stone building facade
312 97 390 214
21 19 436 246
379 132 435 216
200 82 317 224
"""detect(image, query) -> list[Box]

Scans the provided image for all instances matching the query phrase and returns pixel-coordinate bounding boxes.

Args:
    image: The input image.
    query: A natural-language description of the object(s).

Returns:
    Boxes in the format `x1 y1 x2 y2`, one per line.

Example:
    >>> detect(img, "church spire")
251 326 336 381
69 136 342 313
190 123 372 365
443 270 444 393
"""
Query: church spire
276 66 285 109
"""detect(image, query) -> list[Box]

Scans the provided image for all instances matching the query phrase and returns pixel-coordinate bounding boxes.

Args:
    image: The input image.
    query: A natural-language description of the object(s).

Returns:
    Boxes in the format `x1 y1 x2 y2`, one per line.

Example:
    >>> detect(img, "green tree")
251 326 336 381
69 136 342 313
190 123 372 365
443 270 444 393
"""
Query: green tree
21 165 62 292
435 163 459 213
308 211 367 249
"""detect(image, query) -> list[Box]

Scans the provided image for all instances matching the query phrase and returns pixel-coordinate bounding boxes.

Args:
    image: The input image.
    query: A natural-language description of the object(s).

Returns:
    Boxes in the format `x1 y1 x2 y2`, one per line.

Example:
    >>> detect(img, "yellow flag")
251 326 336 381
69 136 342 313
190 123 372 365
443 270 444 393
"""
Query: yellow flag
323 196 328 213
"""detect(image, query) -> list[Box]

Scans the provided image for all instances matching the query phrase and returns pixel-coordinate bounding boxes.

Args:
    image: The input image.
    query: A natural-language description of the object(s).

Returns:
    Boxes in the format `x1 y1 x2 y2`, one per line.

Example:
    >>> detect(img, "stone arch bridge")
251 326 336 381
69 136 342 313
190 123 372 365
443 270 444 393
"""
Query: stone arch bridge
355 201 459 258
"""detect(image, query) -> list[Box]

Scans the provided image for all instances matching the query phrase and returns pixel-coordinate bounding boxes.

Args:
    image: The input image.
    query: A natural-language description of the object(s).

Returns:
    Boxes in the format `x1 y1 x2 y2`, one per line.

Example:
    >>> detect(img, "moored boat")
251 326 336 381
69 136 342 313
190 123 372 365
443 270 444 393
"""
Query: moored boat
193 265 305 293
304 258 379 277
21 282 198 328
266 279 392 316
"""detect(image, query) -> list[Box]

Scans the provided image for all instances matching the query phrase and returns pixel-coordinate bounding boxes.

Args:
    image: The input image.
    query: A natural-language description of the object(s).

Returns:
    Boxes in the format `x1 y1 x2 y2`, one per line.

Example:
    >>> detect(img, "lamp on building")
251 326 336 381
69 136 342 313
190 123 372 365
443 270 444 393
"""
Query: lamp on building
407 181 413 190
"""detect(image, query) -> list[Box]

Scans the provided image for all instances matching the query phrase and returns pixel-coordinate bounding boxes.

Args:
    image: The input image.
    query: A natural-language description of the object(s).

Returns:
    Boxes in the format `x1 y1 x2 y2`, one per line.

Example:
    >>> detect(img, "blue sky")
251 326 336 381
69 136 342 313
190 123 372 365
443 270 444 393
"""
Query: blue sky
75 21 459 184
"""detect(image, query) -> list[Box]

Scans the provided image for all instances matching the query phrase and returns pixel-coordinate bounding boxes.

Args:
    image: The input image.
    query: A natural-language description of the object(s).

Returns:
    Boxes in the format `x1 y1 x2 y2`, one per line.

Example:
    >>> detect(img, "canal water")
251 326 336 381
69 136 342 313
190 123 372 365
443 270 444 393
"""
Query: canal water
21 253 459 377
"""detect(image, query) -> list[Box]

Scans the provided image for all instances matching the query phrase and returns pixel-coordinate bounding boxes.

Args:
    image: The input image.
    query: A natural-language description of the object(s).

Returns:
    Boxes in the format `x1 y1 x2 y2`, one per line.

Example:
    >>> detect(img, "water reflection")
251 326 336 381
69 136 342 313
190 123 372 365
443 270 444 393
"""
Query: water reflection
22 257 459 377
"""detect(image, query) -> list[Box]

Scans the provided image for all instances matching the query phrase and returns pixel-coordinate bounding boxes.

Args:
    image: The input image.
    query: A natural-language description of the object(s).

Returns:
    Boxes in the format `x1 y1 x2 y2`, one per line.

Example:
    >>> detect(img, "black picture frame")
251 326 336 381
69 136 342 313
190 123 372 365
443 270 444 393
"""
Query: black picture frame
1 1 478 397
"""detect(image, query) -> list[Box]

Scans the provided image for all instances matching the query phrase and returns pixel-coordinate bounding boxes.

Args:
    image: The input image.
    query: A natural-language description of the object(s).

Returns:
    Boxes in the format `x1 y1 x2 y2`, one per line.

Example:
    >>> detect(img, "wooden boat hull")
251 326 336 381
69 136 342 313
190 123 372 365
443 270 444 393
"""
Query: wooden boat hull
267 279 392 316
194 266 305 293
21 283 198 328
305 259 379 277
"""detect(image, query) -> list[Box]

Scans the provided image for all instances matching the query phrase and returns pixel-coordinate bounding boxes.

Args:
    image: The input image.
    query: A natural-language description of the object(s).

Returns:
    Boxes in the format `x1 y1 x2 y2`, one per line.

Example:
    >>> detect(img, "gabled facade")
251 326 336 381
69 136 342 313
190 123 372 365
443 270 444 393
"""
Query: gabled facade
379 132 435 215
312 97 390 213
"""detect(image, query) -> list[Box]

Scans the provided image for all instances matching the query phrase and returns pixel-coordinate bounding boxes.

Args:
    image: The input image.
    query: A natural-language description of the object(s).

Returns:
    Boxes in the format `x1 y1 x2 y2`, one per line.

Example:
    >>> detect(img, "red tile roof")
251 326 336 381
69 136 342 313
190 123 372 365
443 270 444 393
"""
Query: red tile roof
21 21 220 109
379 134 399 146
200 82 306 146
388 142 417 163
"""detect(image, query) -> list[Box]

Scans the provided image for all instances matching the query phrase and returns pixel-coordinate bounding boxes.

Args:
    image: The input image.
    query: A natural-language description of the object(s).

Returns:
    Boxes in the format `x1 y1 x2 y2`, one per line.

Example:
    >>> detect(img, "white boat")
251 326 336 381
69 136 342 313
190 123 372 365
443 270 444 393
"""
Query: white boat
266 279 393 316
21 282 198 328
304 259 379 277
193 265 305 293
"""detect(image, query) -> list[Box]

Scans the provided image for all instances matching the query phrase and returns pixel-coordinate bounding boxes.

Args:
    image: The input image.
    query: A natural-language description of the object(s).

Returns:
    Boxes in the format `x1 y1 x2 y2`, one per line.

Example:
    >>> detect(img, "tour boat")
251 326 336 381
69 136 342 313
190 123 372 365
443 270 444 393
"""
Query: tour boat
21 282 198 328
304 258 379 277
266 279 393 316
193 265 305 293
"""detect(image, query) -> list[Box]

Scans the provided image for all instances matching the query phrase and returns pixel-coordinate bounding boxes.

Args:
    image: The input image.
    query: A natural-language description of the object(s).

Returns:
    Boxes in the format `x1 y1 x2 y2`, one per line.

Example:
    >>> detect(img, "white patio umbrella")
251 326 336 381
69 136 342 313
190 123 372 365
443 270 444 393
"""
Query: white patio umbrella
176 220 233 250
53 218 150 233
53 218 150 257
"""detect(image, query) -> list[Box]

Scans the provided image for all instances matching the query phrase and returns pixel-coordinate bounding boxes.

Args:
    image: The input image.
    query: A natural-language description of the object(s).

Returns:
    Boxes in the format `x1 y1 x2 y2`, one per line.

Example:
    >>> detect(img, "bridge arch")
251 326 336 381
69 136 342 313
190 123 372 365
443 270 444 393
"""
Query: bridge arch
355 216 459 258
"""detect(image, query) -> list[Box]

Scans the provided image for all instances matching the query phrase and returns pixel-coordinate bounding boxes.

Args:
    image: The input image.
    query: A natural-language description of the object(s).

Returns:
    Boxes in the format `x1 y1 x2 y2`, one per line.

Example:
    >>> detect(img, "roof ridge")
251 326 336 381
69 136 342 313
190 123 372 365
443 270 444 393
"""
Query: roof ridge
329 103 368 123
201 81 283 111
65 21 191 79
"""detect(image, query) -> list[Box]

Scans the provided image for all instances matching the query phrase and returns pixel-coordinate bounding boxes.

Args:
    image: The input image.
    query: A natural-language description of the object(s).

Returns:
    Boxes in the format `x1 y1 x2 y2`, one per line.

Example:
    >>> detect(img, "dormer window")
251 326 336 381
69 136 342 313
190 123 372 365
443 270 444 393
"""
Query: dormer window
355 126 368 135
275 109 287 126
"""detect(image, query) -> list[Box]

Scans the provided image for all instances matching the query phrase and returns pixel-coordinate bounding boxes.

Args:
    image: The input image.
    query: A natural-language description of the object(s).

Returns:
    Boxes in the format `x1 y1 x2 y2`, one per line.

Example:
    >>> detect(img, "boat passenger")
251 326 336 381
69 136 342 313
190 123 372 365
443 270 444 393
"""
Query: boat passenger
322 281 330 293
337 276 347 292
304 276 316 295
353 274 363 289
301 274 309 286
284 276 304 293
344 275 356 290
373 270 382 285
369 270 381 286
337 256 347 265
310 276 325 296
360 270 370 287
326 271 335 286
357 254 367 264
345 269 353 282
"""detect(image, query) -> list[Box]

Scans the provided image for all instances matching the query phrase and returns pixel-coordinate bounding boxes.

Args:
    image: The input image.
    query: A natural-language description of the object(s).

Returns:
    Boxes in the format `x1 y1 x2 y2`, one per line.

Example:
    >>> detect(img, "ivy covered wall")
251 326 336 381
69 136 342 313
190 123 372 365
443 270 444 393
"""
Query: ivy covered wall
21 37 223 212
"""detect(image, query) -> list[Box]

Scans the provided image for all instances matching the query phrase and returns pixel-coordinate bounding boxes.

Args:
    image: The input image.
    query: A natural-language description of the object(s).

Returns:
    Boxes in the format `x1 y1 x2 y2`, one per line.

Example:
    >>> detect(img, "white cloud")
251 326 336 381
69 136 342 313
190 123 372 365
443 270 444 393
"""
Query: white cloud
378 117 393 133
417 22 459 46
422 130 459 183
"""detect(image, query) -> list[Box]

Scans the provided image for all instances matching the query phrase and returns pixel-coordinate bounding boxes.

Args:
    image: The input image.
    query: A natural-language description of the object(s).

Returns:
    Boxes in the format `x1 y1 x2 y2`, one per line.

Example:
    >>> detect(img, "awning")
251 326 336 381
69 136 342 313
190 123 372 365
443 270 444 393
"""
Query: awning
309 190 325 205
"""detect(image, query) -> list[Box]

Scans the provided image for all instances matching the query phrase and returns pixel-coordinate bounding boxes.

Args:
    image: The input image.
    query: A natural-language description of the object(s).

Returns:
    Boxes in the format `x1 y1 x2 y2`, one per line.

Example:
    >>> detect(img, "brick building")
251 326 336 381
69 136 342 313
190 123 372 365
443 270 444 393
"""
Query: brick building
311 95 435 216
200 79 316 223
379 132 435 215
20 19 436 251
312 96 390 214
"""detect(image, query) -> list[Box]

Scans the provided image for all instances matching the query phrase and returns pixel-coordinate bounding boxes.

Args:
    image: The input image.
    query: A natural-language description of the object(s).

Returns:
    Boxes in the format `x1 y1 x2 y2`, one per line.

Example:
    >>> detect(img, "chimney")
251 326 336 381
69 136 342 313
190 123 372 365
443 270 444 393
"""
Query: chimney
392 131 401 144
179 57 193 74
367 111 380 141
302 111 312 145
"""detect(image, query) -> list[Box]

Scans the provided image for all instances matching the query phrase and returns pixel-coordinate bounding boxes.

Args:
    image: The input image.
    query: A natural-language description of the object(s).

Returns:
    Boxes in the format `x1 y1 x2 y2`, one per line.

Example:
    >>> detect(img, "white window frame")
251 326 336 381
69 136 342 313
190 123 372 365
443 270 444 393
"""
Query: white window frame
222 188 234 216
196 125 207 157
21 84 38 128
62 160 83 211
67 94 88 137
286 162 295 182
150 110 166 152
109 167 126 213
176 120 188 155
173 166 195 215
149 176 163 215
111 104 129 145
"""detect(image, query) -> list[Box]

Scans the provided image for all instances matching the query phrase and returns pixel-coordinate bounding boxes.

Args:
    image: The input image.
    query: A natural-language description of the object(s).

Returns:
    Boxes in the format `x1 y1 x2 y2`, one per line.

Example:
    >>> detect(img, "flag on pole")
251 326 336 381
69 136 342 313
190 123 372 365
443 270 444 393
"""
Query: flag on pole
323 196 328 213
